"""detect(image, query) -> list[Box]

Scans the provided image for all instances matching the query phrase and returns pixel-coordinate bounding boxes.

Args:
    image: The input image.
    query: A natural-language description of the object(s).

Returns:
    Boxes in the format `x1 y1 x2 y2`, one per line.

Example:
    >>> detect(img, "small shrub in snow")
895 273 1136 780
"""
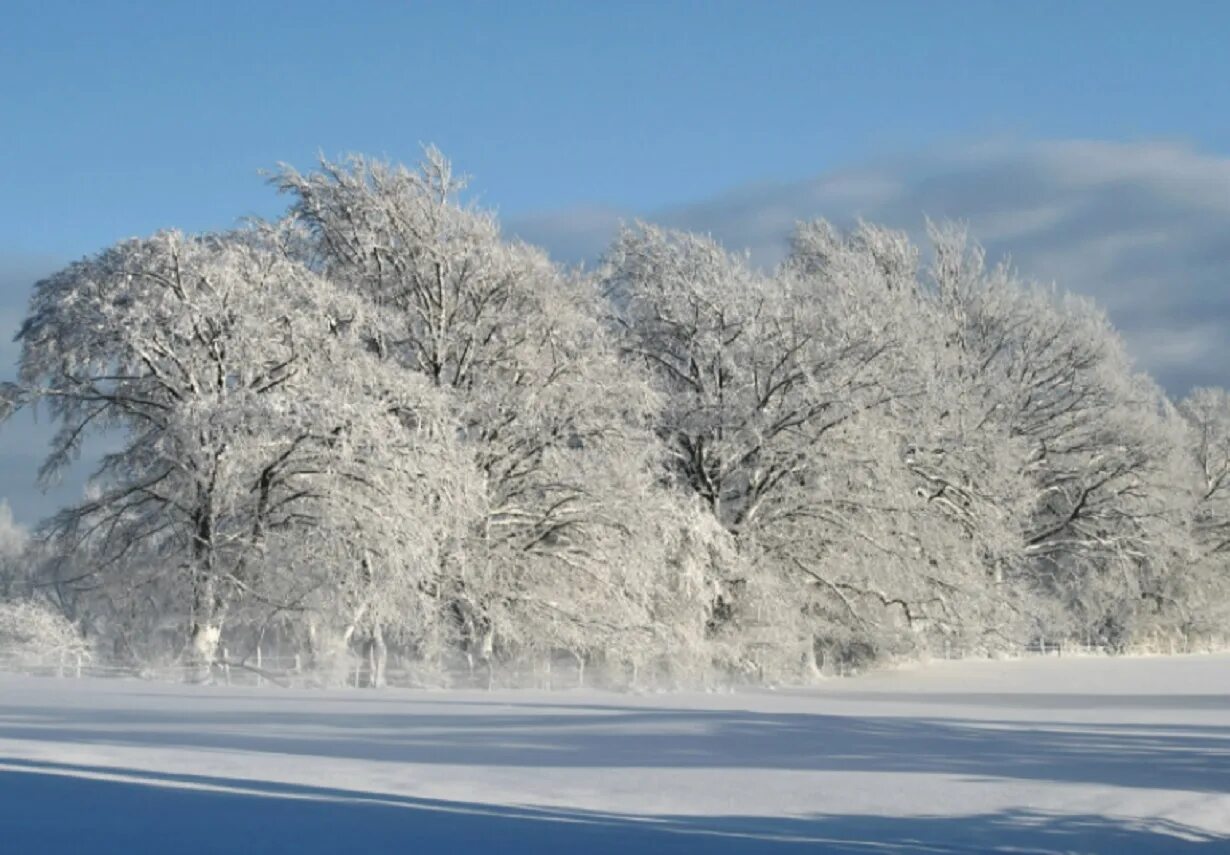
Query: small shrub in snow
0 600 90 665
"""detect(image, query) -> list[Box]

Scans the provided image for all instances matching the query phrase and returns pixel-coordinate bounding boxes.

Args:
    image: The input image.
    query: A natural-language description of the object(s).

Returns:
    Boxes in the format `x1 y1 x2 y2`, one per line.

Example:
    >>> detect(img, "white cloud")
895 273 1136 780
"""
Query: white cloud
509 138 1230 393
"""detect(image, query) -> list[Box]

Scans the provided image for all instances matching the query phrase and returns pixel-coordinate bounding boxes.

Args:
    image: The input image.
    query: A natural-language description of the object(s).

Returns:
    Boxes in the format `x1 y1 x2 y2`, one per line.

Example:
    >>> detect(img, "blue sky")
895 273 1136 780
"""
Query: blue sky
4 1 1228 255
3 0 1230 522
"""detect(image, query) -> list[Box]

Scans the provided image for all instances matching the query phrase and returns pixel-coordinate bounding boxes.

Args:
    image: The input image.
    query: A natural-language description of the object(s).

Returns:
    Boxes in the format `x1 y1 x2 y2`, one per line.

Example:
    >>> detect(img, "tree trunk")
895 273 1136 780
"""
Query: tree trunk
802 637 821 680
188 620 221 682
367 625 387 689
188 573 221 682
305 618 322 670
188 500 221 682
574 651 586 688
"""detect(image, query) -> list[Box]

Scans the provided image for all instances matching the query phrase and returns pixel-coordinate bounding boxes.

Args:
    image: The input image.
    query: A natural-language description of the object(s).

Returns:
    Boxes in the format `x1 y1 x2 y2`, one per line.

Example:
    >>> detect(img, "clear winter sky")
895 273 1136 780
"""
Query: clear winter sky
3 0 1229 523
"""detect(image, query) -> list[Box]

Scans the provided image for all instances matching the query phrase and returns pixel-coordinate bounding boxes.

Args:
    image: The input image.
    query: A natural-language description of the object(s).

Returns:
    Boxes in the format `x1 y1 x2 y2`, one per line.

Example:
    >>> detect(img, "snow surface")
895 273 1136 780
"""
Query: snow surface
1 654 1229 853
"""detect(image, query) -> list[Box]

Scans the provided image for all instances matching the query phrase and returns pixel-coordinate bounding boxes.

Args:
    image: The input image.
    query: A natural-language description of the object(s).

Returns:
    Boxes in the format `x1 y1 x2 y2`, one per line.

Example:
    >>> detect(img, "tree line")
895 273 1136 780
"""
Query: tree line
2 150 1227 686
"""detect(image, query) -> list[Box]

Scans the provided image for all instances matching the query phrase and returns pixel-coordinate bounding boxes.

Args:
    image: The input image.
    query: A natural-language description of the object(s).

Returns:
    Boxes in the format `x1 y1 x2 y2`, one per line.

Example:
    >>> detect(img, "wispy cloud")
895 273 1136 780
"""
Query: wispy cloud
0 256 56 379
510 139 1230 394
0 255 89 525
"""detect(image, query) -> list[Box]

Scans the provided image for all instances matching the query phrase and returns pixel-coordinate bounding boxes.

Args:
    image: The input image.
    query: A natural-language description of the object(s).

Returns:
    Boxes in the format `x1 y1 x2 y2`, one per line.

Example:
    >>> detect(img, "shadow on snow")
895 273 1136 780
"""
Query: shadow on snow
2 693 1229 793
0 759 1224 854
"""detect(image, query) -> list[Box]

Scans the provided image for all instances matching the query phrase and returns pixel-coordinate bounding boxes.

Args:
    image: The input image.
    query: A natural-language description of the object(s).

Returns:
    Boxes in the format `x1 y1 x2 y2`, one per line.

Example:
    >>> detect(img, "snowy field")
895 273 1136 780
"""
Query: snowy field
1 654 1228 853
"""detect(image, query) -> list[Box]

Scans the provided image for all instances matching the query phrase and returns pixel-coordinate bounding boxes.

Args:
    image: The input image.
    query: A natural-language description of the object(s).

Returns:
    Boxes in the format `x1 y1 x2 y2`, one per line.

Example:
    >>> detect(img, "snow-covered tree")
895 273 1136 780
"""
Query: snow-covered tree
1174 387 1230 641
783 222 1037 659
3 230 477 678
602 223 974 672
921 224 1192 648
274 153 711 680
